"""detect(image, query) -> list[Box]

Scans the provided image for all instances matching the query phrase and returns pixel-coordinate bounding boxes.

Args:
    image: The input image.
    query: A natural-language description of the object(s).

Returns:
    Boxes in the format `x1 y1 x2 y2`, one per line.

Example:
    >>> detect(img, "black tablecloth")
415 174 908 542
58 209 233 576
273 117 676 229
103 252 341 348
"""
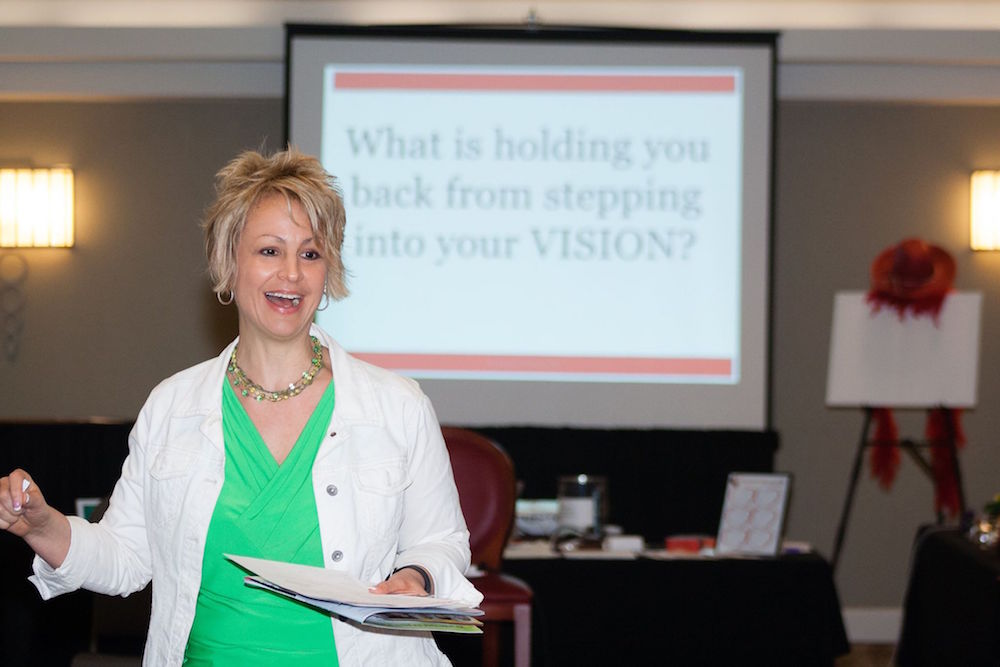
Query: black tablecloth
471 552 849 666
897 527 1000 667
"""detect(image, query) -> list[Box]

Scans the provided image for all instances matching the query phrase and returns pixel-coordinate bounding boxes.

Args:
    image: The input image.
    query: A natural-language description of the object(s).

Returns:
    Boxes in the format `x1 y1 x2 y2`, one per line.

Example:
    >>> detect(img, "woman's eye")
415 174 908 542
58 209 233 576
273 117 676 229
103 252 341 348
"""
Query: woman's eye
302 250 321 260
260 247 278 256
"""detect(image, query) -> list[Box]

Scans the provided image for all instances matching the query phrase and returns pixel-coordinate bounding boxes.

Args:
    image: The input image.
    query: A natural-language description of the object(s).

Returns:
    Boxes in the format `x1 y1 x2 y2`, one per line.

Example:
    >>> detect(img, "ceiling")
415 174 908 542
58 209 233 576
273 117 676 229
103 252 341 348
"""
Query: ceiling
2 0 1000 31
3 1 1000 102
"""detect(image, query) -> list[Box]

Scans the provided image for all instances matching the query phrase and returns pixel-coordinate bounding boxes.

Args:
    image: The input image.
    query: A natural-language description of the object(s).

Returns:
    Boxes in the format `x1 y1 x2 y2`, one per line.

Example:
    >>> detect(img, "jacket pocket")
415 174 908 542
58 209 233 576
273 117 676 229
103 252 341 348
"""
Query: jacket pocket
352 458 408 539
148 448 197 527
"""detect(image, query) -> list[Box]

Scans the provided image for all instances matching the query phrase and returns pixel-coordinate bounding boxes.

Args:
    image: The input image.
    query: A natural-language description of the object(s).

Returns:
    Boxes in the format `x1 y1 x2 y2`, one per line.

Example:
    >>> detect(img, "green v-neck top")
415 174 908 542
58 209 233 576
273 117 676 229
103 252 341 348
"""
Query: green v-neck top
183 378 339 665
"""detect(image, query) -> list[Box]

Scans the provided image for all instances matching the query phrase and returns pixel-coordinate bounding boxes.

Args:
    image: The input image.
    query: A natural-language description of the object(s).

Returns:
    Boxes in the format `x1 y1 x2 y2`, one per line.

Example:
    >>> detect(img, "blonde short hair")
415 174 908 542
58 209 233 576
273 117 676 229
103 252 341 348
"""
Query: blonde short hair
203 147 348 300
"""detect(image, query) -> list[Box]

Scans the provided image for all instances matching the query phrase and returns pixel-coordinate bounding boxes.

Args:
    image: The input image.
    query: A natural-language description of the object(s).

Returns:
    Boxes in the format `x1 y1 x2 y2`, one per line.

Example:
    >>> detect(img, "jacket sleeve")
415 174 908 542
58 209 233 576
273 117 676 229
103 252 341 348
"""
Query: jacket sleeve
393 395 483 608
29 409 154 599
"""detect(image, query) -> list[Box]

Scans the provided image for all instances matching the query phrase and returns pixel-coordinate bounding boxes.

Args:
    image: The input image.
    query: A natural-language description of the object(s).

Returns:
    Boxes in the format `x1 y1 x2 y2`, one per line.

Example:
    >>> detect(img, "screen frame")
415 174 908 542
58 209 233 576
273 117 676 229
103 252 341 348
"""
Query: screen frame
284 22 778 430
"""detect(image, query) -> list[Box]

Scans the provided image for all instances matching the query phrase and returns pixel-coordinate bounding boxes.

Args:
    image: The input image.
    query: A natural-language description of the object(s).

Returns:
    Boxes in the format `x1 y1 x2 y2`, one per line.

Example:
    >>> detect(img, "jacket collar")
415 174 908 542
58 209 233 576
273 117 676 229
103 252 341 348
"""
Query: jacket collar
191 337 235 450
311 324 383 428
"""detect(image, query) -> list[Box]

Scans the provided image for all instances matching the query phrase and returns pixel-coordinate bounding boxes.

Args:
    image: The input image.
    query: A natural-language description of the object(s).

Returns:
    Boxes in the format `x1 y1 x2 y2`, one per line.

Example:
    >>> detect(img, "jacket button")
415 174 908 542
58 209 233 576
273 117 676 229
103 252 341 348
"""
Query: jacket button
331 550 344 562
326 484 338 496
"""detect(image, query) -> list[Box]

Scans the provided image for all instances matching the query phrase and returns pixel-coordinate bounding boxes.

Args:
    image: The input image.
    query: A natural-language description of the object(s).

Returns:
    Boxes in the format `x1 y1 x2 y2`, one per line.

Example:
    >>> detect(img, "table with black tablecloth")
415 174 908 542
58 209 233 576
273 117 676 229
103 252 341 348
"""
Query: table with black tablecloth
489 551 849 666
897 527 1000 667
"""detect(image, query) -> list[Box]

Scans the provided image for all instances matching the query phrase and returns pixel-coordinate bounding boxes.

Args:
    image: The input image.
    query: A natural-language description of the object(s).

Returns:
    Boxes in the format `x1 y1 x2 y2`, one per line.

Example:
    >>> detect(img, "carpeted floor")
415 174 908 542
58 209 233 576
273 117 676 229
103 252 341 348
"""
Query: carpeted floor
835 644 896 667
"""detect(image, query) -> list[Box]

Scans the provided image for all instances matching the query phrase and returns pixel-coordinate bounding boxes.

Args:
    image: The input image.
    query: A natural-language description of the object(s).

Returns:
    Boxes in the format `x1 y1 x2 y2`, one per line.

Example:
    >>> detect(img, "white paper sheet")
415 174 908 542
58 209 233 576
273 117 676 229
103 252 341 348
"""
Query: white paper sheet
226 554 471 610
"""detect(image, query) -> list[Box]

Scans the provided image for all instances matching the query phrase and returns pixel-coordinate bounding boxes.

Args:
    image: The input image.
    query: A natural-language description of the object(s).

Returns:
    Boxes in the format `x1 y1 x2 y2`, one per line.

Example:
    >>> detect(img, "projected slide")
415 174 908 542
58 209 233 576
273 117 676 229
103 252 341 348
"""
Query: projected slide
287 26 773 428
317 65 742 383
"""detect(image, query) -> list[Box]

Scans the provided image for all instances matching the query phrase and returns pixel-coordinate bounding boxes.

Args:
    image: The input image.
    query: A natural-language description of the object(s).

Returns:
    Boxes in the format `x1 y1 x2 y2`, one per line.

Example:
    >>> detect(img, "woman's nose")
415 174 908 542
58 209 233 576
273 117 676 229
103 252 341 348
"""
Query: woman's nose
279 255 300 280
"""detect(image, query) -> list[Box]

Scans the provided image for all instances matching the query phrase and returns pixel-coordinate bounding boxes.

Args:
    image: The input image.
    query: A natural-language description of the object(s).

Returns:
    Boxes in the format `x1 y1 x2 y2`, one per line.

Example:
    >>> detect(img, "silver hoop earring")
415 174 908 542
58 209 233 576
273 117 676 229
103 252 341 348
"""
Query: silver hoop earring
217 290 234 305
317 290 330 311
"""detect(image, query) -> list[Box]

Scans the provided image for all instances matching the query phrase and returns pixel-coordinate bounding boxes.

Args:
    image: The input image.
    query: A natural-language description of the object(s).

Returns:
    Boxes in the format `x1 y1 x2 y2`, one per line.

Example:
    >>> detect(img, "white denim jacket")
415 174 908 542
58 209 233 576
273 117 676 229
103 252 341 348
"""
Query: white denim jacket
30 325 482 666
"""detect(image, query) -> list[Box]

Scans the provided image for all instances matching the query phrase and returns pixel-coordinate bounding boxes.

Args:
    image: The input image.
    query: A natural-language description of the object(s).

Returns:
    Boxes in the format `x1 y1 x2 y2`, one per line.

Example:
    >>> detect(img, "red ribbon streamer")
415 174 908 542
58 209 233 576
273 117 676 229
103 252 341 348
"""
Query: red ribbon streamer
868 408 900 490
926 407 966 518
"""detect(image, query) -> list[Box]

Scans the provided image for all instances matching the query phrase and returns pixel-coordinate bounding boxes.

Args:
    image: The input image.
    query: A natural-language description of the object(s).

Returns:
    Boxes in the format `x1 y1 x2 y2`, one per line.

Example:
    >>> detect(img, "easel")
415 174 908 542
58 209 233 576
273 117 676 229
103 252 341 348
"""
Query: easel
830 405 967 572
825 292 981 572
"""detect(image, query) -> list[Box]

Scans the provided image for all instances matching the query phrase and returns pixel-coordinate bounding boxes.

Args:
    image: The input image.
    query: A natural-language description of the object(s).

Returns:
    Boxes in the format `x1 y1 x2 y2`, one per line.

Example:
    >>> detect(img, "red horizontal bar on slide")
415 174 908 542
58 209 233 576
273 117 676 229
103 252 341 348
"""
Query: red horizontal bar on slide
352 352 733 376
333 72 736 93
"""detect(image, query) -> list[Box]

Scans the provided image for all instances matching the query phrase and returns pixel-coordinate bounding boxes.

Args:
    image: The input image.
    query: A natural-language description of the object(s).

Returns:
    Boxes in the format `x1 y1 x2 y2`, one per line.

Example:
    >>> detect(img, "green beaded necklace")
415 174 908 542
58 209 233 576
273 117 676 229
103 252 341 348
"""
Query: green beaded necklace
228 335 323 402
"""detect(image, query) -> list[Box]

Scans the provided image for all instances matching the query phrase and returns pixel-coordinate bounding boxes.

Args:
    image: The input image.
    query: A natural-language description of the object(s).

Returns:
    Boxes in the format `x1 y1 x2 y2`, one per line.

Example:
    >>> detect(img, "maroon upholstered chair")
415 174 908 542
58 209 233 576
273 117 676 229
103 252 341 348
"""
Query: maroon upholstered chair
442 426 533 667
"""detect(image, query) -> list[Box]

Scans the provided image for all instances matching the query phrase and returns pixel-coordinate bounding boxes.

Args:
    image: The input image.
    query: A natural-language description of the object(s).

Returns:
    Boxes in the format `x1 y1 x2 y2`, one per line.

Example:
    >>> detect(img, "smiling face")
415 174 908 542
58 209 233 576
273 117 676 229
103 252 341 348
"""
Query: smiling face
232 193 328 346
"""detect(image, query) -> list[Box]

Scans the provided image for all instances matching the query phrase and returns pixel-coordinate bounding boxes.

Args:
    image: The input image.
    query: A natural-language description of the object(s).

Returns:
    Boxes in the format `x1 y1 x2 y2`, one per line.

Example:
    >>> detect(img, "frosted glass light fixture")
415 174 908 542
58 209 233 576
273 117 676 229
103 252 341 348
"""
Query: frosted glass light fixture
970 170 1000 251
0 167 74 248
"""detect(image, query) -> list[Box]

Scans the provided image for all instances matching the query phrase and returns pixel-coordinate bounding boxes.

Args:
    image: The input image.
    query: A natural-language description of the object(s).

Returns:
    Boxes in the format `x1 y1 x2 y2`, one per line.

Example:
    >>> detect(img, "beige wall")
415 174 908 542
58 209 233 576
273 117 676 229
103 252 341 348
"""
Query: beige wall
0 100 281 418
775 102 1000 605
2 98 1000 609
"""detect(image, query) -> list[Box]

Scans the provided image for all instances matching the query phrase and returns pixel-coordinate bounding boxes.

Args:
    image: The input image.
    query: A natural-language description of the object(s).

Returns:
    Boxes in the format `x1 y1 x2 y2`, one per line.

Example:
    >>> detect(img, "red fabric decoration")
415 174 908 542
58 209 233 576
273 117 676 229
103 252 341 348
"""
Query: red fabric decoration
862 239 966 511
925 408 966 518
865 291 952 321
868 408 900 490
865 238 955 321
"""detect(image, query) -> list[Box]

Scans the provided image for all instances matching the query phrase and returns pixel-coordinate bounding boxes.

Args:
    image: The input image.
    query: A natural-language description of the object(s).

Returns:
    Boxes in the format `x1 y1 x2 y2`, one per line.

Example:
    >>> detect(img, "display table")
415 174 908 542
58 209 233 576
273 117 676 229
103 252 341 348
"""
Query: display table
492 549 849 666
897 527 1000 666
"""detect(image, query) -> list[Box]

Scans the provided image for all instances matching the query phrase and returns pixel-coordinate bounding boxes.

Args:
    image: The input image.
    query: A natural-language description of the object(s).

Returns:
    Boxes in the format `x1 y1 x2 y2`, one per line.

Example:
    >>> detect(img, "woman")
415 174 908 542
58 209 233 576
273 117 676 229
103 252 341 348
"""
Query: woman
0 147 481 665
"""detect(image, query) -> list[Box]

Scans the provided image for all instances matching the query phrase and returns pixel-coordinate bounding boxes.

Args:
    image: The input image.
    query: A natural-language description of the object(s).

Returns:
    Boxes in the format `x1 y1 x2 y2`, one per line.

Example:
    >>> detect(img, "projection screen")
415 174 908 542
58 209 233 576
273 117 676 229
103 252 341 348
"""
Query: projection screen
286 24 775 429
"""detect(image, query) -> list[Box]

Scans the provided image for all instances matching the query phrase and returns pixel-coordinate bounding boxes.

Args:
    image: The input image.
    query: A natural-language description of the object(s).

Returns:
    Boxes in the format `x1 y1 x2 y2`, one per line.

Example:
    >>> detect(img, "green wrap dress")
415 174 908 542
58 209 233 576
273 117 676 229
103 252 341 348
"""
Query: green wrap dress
183 379 339 665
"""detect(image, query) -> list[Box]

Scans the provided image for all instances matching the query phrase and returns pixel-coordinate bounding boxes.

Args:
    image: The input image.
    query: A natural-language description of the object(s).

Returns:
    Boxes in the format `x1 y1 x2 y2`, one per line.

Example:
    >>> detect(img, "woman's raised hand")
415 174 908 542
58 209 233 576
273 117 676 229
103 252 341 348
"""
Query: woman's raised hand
0 469 51 538
0 469 70 568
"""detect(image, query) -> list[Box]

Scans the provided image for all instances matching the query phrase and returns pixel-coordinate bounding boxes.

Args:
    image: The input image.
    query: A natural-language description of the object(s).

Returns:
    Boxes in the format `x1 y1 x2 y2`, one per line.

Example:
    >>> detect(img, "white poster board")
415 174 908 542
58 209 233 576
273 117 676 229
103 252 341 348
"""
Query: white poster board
826 291 981 408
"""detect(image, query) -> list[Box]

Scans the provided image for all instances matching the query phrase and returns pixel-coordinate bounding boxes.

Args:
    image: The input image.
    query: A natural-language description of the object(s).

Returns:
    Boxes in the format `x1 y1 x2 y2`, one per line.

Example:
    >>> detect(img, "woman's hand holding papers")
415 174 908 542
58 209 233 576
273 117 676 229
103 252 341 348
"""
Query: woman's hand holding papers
370 565 432 596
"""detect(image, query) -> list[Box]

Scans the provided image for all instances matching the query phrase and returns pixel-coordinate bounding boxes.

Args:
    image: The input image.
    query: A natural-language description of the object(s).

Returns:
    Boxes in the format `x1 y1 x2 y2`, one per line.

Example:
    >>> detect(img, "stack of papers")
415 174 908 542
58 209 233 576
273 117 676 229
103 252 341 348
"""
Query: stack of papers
227 554 483 634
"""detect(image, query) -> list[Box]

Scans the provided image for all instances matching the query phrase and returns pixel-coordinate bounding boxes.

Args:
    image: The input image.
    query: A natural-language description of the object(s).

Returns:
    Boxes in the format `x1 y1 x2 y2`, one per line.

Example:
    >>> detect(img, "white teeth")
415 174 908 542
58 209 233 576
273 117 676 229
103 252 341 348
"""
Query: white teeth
266 291 303 307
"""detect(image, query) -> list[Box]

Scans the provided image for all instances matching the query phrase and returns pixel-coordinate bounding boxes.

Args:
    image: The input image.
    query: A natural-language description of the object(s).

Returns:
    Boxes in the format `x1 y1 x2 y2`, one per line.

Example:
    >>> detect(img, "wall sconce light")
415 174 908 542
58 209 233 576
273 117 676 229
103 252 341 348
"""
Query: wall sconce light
0 166 74 362
0 167 75 248
970 170 1000 251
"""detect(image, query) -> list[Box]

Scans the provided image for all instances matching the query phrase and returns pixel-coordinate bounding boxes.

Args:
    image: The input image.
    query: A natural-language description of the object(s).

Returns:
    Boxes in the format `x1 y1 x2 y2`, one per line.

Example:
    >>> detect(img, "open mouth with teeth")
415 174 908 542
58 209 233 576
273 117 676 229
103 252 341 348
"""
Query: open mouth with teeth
265 291 303 308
